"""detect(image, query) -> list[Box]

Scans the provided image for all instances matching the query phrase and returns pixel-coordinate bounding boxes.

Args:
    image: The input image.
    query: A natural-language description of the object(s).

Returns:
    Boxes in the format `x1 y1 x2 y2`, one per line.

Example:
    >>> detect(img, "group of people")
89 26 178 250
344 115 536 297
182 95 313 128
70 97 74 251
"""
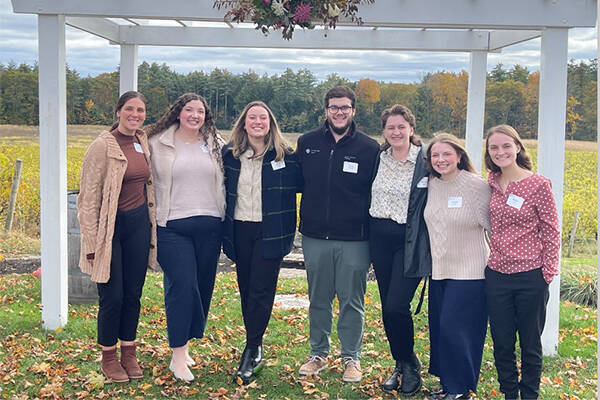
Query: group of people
78 85 560 400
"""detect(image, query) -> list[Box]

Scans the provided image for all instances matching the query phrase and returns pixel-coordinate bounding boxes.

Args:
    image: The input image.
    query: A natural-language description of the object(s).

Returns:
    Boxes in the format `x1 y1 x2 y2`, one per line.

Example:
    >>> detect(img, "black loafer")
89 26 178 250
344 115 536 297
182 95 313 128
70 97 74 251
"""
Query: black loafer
382 361 402 392
400 353 422 396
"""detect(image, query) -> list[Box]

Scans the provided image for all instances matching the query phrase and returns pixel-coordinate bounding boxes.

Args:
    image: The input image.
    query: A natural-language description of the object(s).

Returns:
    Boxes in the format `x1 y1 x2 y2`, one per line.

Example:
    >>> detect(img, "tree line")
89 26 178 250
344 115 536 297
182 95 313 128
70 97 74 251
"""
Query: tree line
0 59 596 140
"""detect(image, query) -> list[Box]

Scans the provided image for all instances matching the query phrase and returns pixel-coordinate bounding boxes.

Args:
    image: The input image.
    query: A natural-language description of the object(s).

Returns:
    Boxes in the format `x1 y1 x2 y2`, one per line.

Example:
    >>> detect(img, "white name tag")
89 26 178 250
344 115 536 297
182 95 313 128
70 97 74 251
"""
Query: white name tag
200 144 210 153
417 176 428 188
506 193 524 210
447 196 463 208
271 160 286 170
133 142 144 153
343 161 359 174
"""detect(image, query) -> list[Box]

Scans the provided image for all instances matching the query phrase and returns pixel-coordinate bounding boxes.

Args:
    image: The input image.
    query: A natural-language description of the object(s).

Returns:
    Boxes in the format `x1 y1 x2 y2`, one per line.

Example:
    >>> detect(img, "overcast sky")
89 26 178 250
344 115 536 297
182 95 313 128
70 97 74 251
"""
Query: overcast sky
1 0 597 83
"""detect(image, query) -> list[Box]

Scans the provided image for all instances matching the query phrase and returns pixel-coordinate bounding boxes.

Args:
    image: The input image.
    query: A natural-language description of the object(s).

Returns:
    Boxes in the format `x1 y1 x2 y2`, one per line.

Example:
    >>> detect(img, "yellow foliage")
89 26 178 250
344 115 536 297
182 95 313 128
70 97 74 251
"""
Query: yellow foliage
356 78 381 104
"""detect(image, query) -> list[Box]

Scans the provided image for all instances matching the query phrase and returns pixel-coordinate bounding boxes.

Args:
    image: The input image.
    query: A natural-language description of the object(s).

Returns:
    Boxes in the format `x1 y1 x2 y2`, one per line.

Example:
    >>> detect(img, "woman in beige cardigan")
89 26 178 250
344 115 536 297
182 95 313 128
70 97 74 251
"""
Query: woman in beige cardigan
147 93 226 382
78 91 157 383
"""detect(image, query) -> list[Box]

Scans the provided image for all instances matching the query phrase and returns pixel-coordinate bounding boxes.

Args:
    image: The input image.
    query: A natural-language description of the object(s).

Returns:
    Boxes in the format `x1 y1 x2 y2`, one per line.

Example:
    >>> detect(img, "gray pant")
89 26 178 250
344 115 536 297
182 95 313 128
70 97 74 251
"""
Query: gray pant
302 236 370 360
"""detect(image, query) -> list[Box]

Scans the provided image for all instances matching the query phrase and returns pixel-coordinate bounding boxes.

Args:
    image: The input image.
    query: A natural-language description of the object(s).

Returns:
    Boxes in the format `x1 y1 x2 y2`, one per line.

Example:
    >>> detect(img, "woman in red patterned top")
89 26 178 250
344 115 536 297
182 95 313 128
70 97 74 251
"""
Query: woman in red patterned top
484 125 560 400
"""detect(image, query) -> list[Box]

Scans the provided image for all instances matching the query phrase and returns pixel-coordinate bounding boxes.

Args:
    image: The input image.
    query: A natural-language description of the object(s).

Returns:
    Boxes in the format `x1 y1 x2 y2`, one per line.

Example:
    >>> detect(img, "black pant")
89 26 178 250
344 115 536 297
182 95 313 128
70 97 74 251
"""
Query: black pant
485 267 549 400
97 203 150 347
158 216 222 348
369 218 422 362
234 221 282 348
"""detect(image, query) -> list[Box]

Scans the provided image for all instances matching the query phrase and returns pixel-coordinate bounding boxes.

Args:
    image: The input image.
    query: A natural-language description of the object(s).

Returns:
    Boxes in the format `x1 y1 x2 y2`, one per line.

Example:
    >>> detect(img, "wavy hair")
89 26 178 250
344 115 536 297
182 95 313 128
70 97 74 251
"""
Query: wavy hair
484 124 532 172
380 104 422 151
425 132 476 178
146 93 223 171
110 91 147 131
229 101 291 162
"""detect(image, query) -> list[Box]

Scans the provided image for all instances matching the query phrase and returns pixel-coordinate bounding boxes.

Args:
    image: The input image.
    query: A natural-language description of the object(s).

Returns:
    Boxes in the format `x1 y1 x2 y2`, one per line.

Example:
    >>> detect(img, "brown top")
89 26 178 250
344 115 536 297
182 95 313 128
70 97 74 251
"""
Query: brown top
111 130 151 211
77 130 157 283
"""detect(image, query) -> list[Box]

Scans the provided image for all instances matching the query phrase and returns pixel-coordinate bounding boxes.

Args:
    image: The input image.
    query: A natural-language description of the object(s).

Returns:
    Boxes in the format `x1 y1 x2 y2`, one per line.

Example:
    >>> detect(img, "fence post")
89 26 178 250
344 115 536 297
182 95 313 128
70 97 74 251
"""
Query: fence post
567 211 580 258
4 158 23 233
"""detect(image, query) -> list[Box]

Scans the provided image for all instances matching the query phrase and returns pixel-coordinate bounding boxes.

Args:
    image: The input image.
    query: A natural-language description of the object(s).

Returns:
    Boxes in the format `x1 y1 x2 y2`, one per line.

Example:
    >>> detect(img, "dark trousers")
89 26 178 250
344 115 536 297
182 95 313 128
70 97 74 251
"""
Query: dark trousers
157 216 222 348
97 203 150 347
485 267 549 400
428 279 487 394
234 221 282 348
369 218 422 362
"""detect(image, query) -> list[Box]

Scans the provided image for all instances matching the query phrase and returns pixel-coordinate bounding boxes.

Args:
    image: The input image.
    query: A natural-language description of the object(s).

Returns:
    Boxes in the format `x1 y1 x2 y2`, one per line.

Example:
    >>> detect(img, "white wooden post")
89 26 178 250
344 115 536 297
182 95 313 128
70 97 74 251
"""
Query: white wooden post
537 28 568 357
465 51 488 173
119 44 138 94
38 14 68 330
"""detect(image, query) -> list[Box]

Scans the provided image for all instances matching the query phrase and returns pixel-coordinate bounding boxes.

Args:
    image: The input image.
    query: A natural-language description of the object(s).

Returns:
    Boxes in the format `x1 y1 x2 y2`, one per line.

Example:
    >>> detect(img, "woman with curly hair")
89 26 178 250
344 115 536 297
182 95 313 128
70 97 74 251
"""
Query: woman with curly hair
147 93 226 382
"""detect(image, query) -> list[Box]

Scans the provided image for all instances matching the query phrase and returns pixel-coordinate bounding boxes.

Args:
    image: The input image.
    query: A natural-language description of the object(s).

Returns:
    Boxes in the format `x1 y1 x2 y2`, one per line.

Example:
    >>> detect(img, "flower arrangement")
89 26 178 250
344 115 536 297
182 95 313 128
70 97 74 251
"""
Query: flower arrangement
213 0 374 40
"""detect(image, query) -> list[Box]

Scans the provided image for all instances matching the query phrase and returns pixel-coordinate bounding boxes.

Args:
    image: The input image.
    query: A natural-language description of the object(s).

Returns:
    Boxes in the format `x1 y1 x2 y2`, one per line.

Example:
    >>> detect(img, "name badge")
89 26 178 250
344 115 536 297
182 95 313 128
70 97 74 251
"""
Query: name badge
271 160 286 170
343 161 359 174
200 144 209 153
133 142 144 153
447 196 462 208
416 176 428 188
506 193 524 210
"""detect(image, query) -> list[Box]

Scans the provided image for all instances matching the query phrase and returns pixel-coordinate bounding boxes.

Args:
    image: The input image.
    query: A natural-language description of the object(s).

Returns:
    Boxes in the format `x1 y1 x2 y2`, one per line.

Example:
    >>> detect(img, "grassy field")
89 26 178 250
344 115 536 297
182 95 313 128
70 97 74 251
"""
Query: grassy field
0 267 596 400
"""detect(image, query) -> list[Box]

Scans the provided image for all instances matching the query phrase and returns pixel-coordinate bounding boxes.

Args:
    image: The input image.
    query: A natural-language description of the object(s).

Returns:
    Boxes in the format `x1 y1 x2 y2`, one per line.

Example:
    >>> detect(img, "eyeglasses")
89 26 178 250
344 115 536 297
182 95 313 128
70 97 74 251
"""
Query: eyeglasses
327 105 353 114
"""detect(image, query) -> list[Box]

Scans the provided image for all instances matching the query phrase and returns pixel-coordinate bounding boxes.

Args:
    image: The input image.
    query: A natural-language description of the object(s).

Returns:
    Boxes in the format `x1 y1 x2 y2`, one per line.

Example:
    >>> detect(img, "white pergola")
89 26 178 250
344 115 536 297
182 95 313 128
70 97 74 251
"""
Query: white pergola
10 0 597 359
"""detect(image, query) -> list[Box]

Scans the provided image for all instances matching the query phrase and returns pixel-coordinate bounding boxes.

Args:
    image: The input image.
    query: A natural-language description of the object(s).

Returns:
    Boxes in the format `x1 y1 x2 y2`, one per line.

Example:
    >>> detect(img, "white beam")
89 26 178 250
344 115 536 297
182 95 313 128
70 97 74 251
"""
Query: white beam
65 16 120 42
118 26 493 52
119 44 138 94
465 51 487 173
537 28 569 357
488 30 542 51
12 0 596 28
38 14 68 330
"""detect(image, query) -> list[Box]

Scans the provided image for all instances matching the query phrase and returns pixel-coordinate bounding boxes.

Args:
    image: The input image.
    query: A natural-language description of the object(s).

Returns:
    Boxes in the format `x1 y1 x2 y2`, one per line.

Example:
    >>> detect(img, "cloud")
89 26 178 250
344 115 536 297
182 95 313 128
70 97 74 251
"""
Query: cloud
2 0 597 83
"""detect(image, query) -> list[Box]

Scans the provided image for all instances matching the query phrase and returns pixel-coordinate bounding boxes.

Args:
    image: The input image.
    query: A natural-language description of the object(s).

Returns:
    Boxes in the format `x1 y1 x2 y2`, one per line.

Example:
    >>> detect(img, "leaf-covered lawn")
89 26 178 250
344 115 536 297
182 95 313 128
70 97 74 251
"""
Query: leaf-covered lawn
0 271 596 399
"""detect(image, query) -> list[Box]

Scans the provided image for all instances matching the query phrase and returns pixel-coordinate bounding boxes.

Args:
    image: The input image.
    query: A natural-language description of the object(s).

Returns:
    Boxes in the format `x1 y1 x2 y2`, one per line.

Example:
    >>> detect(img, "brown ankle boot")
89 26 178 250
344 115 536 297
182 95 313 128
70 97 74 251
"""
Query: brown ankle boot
120 344 143 379
101 348 129 383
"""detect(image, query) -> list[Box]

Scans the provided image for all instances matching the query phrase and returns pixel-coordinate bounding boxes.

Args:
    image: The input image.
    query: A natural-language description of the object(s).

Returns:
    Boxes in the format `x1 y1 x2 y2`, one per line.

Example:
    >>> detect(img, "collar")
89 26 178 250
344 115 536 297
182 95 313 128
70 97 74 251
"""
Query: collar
383 143 420 164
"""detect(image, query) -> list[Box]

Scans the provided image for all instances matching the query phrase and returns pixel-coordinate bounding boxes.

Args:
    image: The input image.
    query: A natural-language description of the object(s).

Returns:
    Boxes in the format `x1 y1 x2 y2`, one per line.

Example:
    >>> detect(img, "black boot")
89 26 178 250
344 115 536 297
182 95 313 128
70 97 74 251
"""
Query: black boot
400 353 422 396
382 360 402 392
236 345 263 384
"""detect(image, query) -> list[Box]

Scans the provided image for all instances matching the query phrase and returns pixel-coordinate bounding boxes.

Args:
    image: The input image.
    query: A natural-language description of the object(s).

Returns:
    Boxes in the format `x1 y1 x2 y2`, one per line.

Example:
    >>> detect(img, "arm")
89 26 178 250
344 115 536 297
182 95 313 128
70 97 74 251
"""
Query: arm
77 139 107 268
534 178 561 283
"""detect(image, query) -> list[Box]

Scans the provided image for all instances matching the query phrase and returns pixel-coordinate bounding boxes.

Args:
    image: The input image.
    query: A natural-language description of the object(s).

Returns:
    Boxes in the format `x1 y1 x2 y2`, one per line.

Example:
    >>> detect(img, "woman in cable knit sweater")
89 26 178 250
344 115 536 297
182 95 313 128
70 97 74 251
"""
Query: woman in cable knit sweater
484 125 560 400
78 91 157 384
146 93 226 382
423 133 491 400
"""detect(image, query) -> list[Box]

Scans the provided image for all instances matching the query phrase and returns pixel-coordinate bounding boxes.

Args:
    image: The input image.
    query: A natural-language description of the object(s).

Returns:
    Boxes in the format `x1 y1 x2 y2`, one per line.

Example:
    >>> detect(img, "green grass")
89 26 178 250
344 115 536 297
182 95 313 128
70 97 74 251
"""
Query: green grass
0 271 597 399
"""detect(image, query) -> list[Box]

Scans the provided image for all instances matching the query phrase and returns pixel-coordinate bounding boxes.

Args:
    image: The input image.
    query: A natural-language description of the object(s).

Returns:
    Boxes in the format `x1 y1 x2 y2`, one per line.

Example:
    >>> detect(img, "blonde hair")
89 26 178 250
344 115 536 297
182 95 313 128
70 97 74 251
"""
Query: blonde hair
230 101 291 161
425 132 476 177
484 124 532 172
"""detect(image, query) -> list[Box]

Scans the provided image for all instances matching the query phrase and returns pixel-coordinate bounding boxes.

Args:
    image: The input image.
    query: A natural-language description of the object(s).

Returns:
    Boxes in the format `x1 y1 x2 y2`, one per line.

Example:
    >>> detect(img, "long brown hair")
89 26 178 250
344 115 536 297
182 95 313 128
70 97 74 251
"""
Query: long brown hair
146 93 223 172
229 101 291 161
425 132 476 178
380 104 422 151
484 124 532 172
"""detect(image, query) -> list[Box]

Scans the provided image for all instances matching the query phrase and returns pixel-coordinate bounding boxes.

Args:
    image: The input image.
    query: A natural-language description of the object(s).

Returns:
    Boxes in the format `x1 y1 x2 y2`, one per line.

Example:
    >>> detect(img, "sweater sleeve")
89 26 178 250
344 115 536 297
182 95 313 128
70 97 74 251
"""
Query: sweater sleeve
77 138 107 270
534 178 561 283
473 176 492 233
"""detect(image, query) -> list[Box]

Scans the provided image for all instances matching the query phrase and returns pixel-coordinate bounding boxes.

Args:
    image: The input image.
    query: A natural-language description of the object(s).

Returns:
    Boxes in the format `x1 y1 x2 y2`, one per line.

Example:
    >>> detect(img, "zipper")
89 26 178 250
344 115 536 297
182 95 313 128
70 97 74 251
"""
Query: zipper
325 148 334 239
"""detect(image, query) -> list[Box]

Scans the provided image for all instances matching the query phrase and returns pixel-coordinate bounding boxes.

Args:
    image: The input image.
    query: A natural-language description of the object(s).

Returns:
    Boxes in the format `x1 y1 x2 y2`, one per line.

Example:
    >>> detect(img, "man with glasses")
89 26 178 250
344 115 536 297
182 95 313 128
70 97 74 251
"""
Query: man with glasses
296 86 380 382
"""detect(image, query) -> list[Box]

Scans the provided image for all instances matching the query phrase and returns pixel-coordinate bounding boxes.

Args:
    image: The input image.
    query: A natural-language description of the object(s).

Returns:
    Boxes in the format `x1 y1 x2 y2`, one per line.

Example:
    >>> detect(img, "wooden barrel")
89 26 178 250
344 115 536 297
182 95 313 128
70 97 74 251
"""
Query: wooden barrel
68 191 98 304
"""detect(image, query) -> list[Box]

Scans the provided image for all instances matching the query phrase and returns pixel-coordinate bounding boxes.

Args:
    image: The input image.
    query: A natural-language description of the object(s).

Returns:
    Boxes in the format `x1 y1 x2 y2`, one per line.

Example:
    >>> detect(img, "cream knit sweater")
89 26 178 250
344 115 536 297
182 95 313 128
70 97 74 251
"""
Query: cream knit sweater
424 170 492 280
